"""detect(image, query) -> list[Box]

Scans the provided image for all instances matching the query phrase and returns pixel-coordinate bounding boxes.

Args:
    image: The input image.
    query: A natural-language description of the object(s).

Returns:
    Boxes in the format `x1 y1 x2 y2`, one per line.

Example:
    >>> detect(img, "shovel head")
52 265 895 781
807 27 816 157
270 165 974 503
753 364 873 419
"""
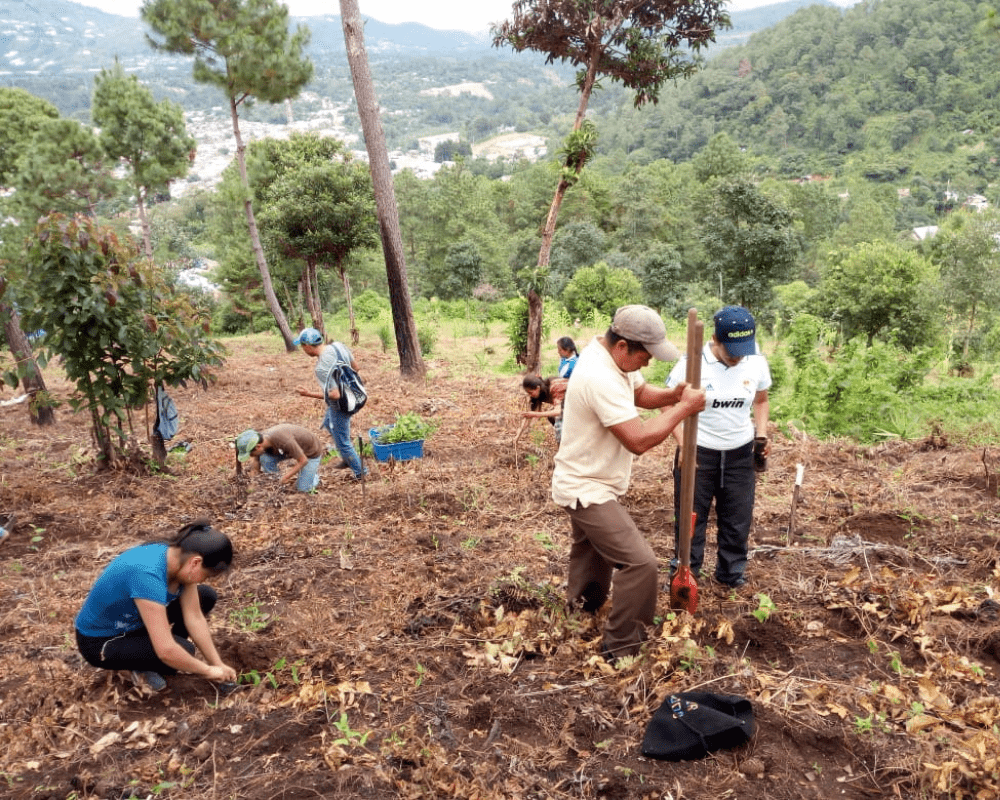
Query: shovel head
670 565 699 614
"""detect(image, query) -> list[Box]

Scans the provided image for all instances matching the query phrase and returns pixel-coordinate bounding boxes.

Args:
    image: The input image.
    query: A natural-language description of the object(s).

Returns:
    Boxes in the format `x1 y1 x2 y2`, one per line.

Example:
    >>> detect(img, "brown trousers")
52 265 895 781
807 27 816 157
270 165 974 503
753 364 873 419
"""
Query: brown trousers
565 499 658 658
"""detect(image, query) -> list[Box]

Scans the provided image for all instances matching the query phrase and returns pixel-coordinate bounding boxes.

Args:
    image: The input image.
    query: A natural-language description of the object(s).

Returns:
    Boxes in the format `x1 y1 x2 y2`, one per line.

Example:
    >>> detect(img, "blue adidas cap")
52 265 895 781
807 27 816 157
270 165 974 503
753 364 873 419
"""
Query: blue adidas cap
713 306 756 358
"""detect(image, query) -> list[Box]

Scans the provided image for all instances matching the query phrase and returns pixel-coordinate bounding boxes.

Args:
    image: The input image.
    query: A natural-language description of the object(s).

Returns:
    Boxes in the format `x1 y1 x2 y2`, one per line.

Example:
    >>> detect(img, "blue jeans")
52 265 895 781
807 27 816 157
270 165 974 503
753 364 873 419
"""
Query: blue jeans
322 405 364 477
260 452 321 492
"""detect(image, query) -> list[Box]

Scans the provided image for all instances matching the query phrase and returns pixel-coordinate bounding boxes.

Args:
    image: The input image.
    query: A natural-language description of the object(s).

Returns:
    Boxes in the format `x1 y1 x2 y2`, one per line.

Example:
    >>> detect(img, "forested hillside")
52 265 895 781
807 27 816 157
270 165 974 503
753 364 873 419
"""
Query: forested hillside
600 0 1000 189
2 0 999 447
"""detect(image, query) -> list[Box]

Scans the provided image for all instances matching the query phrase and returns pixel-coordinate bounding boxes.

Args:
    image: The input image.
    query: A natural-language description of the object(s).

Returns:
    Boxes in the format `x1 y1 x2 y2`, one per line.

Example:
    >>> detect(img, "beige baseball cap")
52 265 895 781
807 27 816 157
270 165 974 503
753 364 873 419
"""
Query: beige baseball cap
610 305 681 361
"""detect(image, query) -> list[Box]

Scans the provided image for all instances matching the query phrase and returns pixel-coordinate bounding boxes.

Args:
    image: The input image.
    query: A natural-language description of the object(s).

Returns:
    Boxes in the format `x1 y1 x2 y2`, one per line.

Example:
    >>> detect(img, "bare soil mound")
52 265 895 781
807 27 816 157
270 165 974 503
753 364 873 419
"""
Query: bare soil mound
1 336 998 799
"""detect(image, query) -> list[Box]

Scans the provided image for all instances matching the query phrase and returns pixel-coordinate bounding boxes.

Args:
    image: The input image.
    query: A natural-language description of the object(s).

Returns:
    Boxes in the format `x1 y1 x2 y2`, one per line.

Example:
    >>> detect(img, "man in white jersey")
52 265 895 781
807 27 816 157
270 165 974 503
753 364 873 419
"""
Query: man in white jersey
552 305 705 661
666 306 771 588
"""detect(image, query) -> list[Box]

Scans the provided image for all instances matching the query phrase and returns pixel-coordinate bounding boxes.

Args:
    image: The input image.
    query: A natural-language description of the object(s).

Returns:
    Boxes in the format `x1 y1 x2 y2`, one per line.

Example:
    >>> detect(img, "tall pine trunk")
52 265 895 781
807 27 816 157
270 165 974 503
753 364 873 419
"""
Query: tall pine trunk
340 0 425 378
230 98 297 352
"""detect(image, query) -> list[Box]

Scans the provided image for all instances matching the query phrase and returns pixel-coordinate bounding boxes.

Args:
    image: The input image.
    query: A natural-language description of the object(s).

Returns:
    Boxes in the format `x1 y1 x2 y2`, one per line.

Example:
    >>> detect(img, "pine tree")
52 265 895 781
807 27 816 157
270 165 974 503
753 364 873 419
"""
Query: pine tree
339 0 425 377
142 0 313 352
93 62 196 259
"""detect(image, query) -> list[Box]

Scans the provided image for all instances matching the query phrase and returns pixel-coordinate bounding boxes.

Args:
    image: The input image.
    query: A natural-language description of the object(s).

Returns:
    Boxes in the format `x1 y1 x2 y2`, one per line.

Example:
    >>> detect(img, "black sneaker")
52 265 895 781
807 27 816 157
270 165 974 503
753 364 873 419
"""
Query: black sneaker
714 575 747 589
131 670 167 692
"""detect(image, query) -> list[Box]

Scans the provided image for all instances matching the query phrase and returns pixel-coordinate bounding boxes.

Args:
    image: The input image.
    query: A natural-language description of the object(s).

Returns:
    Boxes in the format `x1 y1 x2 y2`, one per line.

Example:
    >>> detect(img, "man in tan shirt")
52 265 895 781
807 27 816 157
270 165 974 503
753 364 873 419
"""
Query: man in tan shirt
552 305 705 660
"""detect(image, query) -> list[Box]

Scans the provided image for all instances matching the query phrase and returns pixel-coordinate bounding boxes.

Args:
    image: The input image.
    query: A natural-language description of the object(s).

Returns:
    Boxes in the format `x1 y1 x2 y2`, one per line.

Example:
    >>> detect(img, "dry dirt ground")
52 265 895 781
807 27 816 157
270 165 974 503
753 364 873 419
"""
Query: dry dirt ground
1 334 999 800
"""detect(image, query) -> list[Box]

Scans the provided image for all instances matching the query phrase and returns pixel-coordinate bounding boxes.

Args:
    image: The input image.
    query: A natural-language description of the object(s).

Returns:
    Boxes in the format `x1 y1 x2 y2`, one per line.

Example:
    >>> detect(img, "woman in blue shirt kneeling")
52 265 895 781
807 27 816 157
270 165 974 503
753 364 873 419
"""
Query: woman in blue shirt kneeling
75 519 237 692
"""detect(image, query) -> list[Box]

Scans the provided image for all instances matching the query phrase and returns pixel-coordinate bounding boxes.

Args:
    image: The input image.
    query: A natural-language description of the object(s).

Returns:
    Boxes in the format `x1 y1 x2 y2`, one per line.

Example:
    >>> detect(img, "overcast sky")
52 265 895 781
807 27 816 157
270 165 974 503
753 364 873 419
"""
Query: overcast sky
74 0 861 35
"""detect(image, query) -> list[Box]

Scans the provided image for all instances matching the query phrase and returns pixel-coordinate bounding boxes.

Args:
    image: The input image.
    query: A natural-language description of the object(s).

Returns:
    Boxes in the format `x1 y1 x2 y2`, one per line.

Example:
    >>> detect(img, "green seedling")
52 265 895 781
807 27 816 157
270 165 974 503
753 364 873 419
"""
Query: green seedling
373 411 437 444
331 711 371 747
752 593 776 623
228 596 274 633
533 531 556 550
889 651 905 675
29 526 45 551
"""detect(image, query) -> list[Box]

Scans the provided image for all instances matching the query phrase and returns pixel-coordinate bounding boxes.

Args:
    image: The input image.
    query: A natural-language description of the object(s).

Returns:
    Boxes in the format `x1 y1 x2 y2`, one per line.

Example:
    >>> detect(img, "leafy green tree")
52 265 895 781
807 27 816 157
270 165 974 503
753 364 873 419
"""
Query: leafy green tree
1 92 119 423
562 262 642 321
691 132 748 184
549 221 608 295
638 244 684 313
493 0 729 372
250 133 378 342
819 240 941 350
434 140 473 162
772 280 820 334
830 183 897 251
399 161 512 299
609 165 666 253
423 240 483 301
926 209 1000 361
393 169 430 269
92 62 196 259
19 215 225 466
142 0 313 351
700 177 801 311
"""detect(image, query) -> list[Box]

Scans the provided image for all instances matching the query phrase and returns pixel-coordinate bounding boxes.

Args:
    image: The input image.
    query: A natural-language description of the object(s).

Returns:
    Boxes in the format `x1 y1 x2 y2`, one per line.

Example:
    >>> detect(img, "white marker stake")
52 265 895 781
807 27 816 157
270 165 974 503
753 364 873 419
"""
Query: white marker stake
788 464 805 537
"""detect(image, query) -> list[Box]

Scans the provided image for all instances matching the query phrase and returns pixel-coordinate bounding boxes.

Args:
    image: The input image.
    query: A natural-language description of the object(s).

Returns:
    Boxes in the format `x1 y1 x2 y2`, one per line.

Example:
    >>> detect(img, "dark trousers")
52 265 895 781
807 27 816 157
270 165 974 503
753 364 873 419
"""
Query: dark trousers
565 500 658 658
76 585 217 674
673 441 755 584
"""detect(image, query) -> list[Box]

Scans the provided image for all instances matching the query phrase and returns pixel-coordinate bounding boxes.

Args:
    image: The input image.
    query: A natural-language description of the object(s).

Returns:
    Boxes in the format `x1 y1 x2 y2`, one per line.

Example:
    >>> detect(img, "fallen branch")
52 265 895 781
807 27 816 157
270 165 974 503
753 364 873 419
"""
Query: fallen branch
752 533 967 568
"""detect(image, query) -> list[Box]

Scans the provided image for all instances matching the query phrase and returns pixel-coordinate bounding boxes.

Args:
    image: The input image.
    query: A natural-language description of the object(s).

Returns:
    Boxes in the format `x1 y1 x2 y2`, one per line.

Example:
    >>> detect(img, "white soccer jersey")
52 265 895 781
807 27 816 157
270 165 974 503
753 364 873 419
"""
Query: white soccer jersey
667 344 771 451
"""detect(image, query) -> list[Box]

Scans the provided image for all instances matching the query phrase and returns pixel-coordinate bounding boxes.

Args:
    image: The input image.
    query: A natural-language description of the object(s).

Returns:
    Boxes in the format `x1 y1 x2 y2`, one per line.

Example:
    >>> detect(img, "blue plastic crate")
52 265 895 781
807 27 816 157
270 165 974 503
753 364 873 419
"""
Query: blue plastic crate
369 427 424 463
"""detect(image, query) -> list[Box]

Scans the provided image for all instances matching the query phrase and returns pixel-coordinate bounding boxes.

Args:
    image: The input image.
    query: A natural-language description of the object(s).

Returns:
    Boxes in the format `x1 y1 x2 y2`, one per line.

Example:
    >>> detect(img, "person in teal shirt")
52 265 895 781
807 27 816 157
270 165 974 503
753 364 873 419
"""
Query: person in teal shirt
75 520 237 692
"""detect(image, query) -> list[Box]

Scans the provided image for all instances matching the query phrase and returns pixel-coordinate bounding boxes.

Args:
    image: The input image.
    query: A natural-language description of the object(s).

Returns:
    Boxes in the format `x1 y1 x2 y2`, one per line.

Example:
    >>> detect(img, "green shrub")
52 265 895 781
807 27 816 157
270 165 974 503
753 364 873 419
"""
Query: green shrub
354 289 389 321
418 324 437 356
377 323 392 353
767 348 788 394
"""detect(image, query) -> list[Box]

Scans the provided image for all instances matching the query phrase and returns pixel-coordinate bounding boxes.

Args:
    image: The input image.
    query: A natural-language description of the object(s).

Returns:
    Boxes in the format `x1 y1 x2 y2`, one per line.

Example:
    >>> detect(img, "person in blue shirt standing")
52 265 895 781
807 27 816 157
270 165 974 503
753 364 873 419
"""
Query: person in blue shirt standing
557 336 579 379
293 327 366 480
666 306 771 588
75 520 237 692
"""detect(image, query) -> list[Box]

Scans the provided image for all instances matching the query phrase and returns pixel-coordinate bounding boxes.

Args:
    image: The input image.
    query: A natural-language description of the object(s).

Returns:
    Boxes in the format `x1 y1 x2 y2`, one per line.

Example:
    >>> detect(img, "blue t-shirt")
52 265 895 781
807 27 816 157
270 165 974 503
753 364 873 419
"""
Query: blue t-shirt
75 543 178 637
558 354 578 379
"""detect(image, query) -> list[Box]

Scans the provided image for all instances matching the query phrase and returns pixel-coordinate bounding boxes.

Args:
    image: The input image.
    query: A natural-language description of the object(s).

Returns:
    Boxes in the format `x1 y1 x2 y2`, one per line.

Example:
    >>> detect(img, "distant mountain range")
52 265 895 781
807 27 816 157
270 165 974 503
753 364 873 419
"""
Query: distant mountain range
0 0 844 76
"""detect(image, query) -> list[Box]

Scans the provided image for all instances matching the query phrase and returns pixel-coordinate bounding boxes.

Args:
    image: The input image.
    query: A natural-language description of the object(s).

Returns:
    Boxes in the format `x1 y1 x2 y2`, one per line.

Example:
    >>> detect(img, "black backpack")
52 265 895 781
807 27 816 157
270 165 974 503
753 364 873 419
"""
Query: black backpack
324 343 367 416
641 692 755 761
